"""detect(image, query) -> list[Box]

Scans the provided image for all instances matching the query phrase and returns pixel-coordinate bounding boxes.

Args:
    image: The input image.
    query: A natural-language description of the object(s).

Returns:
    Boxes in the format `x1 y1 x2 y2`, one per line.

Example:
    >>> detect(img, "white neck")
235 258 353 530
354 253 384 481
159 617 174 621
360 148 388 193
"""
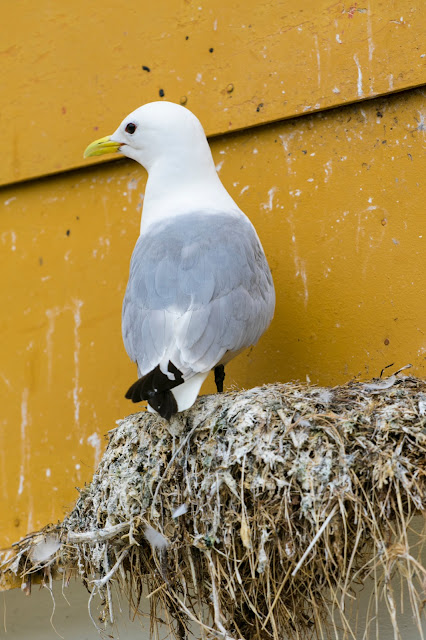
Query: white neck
139 149 240 234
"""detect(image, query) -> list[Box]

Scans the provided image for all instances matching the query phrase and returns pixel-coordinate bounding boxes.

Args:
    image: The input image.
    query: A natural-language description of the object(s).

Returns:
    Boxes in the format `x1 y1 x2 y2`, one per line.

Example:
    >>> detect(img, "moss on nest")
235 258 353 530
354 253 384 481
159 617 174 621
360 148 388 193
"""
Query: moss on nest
1 376 426 639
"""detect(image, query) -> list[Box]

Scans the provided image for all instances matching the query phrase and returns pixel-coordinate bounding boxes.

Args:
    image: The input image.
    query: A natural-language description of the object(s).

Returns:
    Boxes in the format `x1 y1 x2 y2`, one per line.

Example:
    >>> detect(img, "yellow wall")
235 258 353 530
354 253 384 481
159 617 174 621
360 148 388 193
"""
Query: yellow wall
1 1 425 552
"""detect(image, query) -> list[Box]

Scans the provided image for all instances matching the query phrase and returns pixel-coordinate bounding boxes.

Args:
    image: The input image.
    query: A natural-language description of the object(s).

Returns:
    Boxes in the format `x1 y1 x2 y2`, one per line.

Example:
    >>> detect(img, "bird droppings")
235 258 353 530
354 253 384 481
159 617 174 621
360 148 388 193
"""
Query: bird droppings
142 65 151 72
159 89 165 98
1 377 425 640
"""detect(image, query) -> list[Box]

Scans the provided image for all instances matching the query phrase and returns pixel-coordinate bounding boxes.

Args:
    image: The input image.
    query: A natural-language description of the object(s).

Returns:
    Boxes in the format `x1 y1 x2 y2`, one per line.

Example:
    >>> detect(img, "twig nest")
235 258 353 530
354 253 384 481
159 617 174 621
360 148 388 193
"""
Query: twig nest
2 377 426 640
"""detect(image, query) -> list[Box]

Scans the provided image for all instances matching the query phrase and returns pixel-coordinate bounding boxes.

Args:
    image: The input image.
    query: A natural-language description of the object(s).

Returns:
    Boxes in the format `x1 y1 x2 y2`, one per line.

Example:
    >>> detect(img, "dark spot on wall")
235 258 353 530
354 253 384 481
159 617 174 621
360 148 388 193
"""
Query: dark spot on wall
382 140 387 144
76 216 80 220
376 110 383 118
39 257 43 266
384 338 390 346
407 153 413 161
185 35 189 40
159 89 165 98
66 229 70 236
142 65 151 72
256 103 264 112
301 150 307 154
61 106 67 114
209 47 214 53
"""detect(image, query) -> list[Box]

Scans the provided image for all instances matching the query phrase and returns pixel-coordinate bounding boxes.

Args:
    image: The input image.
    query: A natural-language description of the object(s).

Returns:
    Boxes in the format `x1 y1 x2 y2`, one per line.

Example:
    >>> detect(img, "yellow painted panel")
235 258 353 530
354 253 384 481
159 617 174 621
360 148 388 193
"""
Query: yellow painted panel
1 87 425 550
1 0 425 185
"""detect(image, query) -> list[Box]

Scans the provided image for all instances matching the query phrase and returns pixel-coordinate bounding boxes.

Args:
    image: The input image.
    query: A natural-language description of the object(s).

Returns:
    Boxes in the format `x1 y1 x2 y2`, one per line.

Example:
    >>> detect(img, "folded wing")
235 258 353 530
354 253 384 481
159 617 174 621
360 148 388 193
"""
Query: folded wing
122 210 275 399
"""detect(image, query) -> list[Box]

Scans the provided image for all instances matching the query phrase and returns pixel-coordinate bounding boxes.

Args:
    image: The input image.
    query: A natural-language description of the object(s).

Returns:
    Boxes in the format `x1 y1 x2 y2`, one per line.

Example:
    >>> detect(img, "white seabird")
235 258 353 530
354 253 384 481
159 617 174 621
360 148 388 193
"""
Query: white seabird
84 101 275 420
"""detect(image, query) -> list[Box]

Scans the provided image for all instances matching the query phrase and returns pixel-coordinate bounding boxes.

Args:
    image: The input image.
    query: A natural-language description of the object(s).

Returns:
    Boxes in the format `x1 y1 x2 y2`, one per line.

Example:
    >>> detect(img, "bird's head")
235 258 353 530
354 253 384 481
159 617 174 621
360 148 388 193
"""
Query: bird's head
84 101 209 172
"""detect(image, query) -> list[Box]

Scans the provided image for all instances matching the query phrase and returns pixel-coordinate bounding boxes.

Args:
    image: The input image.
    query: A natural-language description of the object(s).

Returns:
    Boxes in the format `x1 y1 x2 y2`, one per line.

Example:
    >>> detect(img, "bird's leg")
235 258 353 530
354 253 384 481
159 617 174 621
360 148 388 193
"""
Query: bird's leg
214 364 225 393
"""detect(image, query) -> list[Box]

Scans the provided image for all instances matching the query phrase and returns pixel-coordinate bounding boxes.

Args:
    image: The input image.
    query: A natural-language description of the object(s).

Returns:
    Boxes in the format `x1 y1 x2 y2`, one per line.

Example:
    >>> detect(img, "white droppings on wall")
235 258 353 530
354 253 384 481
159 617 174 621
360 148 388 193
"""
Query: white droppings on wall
314 34 321 87
18 388 29 496
353 54 363 97
261 187 277 211
367 4 375 62
45 309 58 389
1 230 17 251
87 432 102 467
72 300 83 427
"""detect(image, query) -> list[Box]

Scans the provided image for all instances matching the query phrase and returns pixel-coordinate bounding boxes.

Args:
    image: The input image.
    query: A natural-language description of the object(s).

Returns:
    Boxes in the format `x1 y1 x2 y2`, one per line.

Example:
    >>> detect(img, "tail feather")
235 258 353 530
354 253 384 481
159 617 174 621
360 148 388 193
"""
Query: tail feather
125 361 184 420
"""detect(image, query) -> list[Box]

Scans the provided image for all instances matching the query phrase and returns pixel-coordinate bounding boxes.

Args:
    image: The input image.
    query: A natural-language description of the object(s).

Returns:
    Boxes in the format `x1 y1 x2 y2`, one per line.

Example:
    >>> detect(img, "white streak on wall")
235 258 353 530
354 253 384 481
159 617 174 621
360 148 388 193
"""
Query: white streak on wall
18 388 29 496
45 308 59 389
314 34 321 87
73 300 83 427
367 4 375 62
261 187 277 211
87 432 102 468
288 219 309 308
353 54 363 97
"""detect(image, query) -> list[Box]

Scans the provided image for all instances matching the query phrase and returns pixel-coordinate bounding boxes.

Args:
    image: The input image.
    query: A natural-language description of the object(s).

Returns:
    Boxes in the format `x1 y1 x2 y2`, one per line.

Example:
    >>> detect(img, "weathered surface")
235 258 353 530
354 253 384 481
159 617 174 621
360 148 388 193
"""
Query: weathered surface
1 0 425 184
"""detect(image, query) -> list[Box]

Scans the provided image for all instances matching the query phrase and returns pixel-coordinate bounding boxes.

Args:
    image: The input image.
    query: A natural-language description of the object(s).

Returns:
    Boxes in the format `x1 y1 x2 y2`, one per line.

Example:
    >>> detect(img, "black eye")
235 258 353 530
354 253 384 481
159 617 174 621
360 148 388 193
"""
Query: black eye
125 122 137 134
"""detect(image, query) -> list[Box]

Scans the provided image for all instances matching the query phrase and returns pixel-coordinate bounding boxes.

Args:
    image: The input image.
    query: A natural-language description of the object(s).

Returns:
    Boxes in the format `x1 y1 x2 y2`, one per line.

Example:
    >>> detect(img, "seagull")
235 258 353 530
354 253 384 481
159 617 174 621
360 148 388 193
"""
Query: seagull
84 101 275 420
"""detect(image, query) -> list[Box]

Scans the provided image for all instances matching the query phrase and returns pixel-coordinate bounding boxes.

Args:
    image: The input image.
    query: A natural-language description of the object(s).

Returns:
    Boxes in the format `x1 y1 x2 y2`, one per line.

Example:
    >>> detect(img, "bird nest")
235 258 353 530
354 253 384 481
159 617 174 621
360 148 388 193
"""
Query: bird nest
1 375 426 640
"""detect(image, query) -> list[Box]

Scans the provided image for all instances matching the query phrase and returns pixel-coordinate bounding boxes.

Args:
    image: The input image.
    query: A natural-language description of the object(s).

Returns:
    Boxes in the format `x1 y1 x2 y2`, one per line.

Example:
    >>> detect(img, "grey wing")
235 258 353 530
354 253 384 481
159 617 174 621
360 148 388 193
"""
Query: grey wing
122 211 275 378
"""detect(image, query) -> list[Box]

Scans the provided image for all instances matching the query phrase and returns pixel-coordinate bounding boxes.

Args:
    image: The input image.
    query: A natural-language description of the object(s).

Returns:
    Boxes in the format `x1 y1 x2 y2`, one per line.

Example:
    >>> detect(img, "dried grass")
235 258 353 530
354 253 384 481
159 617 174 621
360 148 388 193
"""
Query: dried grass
1 375 426 640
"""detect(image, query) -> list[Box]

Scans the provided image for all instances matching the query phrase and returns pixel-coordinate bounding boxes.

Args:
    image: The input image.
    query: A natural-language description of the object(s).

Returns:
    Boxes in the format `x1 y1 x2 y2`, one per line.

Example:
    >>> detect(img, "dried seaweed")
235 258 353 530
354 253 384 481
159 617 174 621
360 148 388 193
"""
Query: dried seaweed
1 376 426 640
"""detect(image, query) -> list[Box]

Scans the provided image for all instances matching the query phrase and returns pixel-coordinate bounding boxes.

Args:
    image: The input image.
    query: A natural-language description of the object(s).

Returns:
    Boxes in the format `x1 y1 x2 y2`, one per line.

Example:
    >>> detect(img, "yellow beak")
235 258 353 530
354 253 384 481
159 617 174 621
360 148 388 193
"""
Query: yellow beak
83 135 122 158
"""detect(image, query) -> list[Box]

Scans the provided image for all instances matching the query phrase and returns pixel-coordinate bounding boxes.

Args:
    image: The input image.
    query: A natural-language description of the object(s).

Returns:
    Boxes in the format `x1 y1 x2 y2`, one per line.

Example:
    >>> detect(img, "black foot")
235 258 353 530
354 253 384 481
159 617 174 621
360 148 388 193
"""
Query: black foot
214 364 225 393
